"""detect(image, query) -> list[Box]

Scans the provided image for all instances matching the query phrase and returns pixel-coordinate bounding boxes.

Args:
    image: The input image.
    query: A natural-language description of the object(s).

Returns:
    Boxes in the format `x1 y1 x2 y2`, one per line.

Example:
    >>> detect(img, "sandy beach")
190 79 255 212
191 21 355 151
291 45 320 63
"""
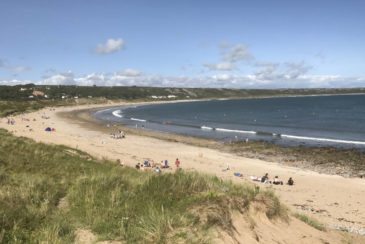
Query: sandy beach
1 102 365 237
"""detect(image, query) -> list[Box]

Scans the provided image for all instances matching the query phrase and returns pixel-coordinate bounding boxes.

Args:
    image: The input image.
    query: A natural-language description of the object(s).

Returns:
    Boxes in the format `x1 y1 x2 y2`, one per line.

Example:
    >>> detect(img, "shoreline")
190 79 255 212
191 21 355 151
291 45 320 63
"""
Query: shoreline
88 98 365 178
79 105 365 178
1 101 365 236
92 94 365 148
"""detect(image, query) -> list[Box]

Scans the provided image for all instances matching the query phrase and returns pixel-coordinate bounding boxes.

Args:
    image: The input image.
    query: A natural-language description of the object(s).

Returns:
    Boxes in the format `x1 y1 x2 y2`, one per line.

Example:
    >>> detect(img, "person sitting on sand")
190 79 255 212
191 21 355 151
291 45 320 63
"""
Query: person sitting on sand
261 173 271 184
273 176 283 185
150 160 156 168
287 177 294 186
162 160 169 168
155 166 161 174
135 163 140 170
144 160 150 167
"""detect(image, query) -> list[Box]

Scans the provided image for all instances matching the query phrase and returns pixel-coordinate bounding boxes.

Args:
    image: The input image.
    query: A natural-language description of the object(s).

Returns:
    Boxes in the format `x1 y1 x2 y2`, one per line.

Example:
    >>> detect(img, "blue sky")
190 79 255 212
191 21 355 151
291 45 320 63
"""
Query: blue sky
0 0 364 88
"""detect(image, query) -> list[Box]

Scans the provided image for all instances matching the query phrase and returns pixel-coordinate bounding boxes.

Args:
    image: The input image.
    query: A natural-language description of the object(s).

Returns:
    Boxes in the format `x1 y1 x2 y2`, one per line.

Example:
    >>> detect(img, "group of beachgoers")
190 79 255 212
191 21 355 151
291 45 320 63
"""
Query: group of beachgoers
6 118 16 125
3 112 57 134
6 116 39 125
110 130 125 139
126 157 294 186
250 173 294 186
130 158 181 173
45 127 56 132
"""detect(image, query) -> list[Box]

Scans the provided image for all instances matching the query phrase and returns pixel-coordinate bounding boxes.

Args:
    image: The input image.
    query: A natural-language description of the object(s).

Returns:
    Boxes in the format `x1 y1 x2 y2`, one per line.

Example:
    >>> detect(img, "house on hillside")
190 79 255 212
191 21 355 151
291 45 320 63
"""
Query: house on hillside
32 90 45 97
151 95 167 99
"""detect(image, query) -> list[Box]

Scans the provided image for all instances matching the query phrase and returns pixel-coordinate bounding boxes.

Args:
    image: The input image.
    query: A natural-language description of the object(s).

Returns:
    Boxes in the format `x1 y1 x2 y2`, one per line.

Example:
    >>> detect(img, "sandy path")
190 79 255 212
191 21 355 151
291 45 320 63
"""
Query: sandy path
1 103 365 236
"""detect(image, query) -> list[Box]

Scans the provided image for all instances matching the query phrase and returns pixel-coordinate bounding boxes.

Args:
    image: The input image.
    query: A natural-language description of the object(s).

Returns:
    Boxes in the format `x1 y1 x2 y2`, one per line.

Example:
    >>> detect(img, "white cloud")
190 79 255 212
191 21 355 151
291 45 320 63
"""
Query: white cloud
0 79 33 85
119 68 142 77
75 73 106 86
254 62 280 80
223 44 253 63
41 71 75 85
1 66 364 89
284 61 312 79
95 38 125 54
202 43 252 72
252 61 313 83
204 62 235 71
212 74 232 81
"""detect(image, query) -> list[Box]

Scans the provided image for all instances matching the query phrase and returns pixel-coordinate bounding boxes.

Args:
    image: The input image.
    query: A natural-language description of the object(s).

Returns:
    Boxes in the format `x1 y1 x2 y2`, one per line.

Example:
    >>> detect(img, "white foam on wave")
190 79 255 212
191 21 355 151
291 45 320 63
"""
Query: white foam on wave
216 128 256 134
112 110 123 118
281 134 365 145
201 126 213 130
131 118 147 122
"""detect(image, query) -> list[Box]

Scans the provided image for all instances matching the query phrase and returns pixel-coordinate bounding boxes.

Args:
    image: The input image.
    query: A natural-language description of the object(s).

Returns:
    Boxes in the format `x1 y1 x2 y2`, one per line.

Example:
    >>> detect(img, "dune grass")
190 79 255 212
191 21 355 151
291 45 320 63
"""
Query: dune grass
0 101 46 117
293 213 326 231
0 128 288 243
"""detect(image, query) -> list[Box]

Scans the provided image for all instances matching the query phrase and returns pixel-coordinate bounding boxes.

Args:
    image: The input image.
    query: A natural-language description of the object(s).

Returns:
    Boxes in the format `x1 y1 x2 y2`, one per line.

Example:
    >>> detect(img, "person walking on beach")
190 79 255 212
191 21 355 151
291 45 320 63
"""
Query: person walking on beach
175 158 180 168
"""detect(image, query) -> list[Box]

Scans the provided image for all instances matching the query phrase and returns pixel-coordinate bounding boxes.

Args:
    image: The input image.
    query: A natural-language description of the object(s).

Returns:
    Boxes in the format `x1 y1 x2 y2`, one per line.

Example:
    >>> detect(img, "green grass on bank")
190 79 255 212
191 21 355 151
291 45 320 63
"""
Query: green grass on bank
0 100 47 117
293 213 326 231
0 128 287 243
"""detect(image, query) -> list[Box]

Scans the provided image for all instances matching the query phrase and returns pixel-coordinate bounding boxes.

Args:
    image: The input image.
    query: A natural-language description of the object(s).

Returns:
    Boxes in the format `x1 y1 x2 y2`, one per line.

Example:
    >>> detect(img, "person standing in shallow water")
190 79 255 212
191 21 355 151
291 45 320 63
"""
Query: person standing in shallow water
175 158 180 168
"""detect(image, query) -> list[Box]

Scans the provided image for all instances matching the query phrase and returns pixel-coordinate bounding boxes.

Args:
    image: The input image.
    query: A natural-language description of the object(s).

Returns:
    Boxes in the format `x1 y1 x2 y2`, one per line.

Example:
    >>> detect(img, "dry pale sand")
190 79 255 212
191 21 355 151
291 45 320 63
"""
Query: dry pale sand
2 102 365 238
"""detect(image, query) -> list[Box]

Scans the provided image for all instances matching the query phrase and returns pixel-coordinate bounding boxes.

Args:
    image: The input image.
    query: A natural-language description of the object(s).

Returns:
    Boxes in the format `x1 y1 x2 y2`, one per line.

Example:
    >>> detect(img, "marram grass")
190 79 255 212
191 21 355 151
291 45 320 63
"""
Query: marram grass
0 129 287 243
293 213 326 231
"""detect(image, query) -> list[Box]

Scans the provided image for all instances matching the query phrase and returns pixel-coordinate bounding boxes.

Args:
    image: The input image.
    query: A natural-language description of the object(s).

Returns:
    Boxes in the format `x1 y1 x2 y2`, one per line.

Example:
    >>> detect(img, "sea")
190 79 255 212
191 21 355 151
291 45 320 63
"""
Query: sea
93 94 365 149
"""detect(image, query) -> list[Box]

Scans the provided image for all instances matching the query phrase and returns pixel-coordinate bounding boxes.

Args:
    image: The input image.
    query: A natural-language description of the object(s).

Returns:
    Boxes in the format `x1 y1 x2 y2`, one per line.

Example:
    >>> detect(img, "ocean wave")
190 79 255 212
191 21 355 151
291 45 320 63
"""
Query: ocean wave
201 126 213 130
215 128 256 134
112 110 123 118
281 134 365 145
131 118 147 122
